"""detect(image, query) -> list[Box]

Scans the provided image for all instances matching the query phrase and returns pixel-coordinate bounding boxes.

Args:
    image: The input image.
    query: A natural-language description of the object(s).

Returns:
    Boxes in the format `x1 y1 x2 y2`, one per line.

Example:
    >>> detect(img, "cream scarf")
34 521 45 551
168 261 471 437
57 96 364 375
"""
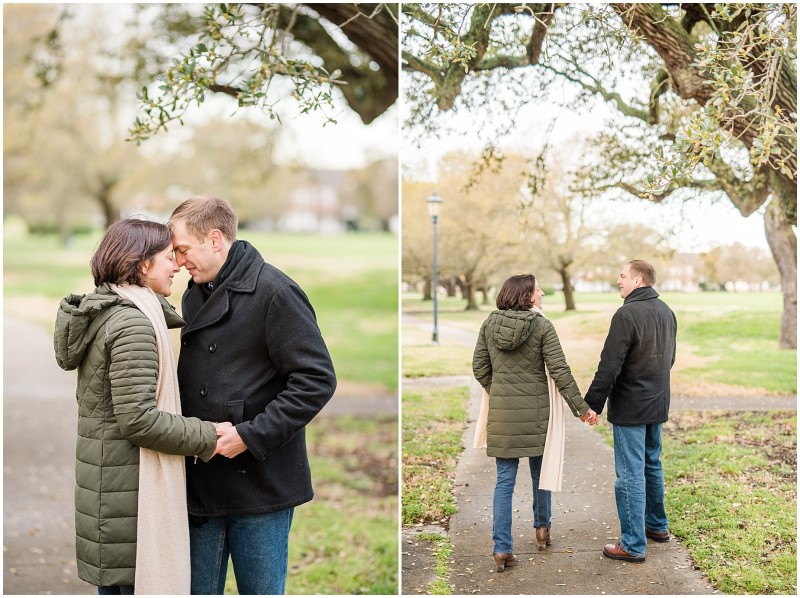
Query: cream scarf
111 283 190 595
473 305 566 491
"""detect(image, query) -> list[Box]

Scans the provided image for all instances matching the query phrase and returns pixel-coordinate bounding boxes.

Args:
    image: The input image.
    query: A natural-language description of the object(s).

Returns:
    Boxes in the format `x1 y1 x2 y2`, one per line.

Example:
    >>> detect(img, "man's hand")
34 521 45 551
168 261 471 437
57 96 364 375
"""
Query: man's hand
214 424 248 458
580 409 599 426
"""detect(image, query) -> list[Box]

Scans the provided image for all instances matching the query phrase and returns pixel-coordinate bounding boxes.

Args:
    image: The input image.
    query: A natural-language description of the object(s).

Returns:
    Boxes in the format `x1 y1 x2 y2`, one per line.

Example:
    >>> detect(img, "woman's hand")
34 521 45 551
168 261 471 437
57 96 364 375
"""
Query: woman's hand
579 409 599 425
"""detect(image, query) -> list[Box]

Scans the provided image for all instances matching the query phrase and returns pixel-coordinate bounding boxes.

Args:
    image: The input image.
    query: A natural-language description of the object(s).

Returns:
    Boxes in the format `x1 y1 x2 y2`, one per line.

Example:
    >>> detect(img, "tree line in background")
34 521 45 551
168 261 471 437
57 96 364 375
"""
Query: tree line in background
402 3 796 348
401 148 780 313
4 3 398 239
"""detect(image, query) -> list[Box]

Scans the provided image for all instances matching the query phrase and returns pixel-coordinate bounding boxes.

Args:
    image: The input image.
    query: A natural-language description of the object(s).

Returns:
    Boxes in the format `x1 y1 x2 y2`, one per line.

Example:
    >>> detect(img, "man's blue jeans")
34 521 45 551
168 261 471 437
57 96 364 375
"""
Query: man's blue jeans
612 423 668 558
189 508 294 595
493 456 551 554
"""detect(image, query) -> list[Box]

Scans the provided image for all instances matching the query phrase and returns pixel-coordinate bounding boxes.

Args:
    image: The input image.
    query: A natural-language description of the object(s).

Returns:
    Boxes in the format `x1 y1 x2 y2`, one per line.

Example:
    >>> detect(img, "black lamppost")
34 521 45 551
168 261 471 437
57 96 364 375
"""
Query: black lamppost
427 192 442 344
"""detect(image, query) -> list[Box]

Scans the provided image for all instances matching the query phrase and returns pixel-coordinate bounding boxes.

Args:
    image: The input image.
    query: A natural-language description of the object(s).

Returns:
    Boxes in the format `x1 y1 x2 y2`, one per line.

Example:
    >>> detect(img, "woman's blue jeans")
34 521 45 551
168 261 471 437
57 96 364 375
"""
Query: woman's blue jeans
613 423 669 558
493 456 551 553
189 508 294 595
97 586 133 595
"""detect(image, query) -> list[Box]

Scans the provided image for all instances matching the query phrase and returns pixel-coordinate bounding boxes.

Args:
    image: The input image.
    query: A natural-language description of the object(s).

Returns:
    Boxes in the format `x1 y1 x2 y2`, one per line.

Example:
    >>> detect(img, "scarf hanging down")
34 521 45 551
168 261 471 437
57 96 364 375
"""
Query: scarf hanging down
472 305 566 492
110 283 190 595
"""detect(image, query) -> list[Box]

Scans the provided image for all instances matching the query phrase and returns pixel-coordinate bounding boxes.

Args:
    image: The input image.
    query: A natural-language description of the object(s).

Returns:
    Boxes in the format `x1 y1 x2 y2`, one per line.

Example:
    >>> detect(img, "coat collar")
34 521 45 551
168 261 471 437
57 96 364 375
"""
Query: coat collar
623 286 659 304
182 241 264 334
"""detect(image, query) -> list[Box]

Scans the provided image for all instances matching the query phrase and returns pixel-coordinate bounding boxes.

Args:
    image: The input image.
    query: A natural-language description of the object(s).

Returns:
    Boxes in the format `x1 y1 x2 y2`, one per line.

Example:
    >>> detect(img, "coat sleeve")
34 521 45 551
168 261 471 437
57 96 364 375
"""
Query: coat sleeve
472 321 492 390
540 320 588 417
235 283 337 462
584 309 632 415
106 311 218 461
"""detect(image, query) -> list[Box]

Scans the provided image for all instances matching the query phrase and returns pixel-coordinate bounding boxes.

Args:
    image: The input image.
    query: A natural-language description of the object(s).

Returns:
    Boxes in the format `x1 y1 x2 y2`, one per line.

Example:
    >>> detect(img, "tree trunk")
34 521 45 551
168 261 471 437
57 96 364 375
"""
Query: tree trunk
445 277 457 297
559 268 576 311
481 286 490 305
422 277 432 301
764 199 797 349
464 280 479 311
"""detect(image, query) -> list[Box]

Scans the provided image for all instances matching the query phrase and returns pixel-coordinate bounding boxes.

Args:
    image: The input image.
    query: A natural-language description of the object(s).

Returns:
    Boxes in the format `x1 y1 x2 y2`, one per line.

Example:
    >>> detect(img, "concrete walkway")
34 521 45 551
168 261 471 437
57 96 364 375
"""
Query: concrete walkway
3 314 396 595
401 313 794 595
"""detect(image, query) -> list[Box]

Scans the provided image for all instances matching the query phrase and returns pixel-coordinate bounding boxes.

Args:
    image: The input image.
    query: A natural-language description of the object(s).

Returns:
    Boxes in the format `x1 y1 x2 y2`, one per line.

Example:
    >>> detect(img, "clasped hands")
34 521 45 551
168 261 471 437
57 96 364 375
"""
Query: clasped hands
579 409 599 426
212 421 248 458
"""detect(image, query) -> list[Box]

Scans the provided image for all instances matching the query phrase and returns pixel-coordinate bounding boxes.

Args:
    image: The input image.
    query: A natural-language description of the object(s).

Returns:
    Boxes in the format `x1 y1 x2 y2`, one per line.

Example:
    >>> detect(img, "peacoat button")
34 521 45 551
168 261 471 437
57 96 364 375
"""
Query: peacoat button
182 339 190 347
208 343 217 353
199 386 208 397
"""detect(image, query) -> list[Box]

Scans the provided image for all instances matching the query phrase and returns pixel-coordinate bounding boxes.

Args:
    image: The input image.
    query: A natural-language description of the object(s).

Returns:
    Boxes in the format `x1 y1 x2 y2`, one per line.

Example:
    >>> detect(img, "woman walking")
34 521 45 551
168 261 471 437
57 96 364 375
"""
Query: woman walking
54 218 224 594
472 274 597 572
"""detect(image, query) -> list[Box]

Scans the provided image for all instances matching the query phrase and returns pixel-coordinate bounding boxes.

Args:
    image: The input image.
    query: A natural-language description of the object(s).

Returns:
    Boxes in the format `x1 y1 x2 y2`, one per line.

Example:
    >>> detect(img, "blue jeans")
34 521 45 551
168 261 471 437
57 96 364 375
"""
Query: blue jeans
493 456 551 553
97 586 134 595
189 509 294 595
613 423 669 558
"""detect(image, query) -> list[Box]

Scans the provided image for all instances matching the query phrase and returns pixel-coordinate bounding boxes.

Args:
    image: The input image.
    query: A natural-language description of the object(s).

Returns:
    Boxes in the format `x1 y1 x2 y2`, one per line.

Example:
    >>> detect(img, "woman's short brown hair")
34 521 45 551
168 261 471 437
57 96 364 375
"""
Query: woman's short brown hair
496 274 537 311
90 218 172 287
169 195 238 242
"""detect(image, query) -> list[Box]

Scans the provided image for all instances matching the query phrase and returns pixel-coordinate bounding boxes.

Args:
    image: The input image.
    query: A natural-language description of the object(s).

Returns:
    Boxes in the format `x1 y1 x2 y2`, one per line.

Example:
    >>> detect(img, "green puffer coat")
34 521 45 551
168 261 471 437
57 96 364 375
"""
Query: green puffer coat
472 309 589 458
54 283 217 587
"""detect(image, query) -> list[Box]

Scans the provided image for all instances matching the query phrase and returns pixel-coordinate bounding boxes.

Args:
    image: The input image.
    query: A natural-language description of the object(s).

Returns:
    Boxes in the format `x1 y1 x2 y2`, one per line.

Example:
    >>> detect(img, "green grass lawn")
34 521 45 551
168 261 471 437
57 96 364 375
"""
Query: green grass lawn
402 386 469 525
663 411 796 594
402 290 796 396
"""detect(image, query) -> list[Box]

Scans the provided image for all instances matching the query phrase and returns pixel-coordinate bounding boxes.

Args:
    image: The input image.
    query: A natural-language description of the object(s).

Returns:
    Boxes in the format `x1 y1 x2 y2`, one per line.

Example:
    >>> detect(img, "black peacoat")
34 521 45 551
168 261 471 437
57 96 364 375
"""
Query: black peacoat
177 241 336 516
584 286 677 425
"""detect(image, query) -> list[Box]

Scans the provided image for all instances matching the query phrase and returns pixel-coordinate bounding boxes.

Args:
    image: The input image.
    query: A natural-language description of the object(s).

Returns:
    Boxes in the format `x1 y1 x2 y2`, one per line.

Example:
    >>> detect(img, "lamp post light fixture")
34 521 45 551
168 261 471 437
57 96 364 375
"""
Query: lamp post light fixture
427 192 443 344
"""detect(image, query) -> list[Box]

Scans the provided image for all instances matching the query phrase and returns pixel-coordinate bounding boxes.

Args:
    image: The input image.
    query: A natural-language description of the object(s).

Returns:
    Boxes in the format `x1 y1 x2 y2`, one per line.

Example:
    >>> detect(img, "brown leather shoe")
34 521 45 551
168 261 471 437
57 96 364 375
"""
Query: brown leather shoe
645 528 670 543
603 543 645 563
535 526 551 551
493 552 517 572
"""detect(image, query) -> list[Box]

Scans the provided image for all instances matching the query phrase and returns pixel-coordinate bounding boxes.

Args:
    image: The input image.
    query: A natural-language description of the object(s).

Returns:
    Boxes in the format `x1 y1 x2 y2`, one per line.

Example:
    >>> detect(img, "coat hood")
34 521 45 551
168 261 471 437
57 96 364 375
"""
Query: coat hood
488 309 540 351
54 283 184 370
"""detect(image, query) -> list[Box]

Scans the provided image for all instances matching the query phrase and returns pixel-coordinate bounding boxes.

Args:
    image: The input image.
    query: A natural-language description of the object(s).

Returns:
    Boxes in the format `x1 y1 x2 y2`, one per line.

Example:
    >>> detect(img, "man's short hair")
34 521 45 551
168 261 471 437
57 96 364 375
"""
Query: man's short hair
627 259 656 286
169 195 238 242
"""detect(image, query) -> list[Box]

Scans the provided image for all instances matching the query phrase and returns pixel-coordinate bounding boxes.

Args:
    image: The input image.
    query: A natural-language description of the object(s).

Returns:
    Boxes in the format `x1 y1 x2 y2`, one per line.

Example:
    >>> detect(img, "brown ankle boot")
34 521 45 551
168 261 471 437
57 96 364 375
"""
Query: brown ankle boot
493 552 517 572
535 526 551 551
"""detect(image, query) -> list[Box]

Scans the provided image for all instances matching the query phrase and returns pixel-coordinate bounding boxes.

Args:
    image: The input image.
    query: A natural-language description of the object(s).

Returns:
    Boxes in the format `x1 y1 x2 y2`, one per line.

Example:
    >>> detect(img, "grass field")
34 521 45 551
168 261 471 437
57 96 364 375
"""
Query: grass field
4 231 399 595
403 290 796 396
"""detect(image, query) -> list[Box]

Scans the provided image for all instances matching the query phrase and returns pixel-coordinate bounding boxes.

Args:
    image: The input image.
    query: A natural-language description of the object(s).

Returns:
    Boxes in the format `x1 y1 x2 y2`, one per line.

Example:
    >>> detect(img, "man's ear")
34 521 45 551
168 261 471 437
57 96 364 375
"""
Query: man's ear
209 229 224 252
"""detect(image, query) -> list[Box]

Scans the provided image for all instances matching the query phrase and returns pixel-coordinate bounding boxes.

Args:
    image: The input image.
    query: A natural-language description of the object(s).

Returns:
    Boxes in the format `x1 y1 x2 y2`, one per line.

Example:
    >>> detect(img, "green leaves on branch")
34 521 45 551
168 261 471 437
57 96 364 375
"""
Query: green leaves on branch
128 4 343 143
681 4 797 182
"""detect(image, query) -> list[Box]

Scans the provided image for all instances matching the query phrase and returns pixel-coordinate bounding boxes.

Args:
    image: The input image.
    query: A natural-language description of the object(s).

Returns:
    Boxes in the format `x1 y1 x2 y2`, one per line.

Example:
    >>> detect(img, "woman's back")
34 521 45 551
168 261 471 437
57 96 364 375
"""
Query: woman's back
473 309 583 458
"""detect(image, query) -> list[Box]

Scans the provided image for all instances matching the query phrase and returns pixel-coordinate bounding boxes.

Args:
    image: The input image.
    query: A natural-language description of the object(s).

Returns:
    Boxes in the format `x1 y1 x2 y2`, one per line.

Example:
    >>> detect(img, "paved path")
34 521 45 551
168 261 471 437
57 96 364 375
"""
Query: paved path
3 315 395 595
401 312 794 594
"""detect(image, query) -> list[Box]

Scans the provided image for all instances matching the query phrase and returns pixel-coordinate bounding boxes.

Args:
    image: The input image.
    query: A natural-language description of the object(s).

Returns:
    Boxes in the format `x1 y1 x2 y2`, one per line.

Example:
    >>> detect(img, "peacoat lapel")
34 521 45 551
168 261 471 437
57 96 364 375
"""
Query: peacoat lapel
180 241 262 335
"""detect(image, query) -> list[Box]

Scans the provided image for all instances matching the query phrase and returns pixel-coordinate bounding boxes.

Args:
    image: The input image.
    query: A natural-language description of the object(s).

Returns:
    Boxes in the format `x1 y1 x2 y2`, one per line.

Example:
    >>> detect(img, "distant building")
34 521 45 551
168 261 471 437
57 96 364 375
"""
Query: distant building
661 253 701 292
277 170 346 234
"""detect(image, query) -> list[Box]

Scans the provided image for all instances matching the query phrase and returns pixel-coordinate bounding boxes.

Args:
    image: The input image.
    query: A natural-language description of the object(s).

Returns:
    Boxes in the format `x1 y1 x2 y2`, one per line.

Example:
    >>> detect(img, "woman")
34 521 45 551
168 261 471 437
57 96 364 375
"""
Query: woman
472 274 597 572
54 218 223 594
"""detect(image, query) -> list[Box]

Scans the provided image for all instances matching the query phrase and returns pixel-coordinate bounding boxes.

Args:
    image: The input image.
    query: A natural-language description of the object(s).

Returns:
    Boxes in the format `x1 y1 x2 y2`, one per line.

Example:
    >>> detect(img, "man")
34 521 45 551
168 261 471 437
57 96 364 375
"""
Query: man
584 259 677 564
169 195 336 594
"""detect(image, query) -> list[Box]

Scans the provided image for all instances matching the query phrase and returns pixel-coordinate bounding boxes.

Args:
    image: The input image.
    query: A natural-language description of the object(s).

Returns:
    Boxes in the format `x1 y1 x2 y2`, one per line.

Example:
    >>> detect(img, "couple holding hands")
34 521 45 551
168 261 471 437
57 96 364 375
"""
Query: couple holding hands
472 262 677 572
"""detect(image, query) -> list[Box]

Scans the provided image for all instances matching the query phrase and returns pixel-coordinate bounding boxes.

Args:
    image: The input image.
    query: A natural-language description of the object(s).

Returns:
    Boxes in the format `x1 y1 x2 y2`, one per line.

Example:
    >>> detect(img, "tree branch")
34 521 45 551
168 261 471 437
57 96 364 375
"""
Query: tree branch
542 63 650 121
401 50 444 85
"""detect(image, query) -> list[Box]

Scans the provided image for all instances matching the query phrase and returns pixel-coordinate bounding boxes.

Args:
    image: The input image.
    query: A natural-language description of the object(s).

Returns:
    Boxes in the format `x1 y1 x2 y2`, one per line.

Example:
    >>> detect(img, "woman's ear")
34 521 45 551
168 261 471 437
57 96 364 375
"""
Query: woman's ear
139 258 152 277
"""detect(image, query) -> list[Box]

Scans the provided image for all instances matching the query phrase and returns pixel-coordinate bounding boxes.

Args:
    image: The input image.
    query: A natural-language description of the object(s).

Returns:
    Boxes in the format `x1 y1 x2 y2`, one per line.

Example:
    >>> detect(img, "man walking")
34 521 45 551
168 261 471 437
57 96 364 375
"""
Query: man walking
169 195 336 594
584 259 677 564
